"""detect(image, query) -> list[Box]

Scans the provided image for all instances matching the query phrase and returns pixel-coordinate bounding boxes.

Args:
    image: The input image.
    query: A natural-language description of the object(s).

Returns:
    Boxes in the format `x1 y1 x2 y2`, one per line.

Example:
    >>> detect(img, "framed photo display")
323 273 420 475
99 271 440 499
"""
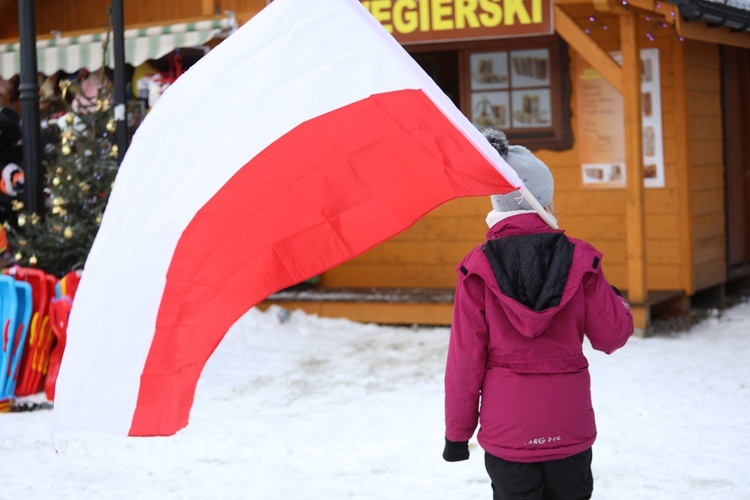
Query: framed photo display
463 36 572 151
574 49 665 189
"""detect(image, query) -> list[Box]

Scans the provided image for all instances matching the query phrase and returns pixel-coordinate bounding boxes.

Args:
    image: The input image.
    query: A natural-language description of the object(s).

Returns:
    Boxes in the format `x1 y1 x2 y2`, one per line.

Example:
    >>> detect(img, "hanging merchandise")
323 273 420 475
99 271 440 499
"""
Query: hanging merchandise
136 51 186 109
132 61 159 102
0 106 24 260
71 69 113 113
3 266 57 397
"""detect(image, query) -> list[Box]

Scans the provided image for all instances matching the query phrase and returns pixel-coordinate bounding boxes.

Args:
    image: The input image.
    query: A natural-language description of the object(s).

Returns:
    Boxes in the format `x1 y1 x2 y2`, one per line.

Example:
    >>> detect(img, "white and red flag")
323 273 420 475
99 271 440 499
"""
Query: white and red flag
54 0 524 436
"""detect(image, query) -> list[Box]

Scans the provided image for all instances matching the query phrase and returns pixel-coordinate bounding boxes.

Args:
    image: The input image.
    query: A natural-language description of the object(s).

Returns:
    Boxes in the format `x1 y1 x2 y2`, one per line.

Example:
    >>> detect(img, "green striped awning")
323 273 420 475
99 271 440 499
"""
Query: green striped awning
0 17 235 79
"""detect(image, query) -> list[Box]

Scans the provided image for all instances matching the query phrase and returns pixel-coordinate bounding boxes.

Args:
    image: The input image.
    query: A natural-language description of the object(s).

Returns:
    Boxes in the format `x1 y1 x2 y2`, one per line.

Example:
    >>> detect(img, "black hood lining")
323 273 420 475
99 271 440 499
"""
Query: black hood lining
481 233 574 311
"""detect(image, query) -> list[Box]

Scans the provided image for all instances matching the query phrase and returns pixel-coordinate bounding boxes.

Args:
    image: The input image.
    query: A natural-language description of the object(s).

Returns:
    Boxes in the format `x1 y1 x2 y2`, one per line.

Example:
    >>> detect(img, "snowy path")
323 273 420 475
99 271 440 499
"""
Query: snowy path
2 300 749 499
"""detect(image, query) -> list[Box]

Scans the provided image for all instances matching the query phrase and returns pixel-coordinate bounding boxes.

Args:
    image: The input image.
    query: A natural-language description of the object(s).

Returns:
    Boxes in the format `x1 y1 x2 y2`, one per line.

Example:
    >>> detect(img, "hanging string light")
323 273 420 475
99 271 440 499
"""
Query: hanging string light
584 6 685 42
585 15 609 34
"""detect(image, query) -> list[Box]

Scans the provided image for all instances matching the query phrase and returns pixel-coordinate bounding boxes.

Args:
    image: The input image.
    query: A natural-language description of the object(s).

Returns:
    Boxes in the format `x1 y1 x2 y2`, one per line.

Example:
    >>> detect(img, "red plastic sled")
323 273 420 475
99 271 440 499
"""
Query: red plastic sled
44 270 82 401
4 267 57 396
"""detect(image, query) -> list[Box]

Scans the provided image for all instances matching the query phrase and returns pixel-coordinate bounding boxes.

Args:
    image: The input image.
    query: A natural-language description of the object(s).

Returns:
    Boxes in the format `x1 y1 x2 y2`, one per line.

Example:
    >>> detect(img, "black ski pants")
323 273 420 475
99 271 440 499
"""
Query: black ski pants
484 447 593 500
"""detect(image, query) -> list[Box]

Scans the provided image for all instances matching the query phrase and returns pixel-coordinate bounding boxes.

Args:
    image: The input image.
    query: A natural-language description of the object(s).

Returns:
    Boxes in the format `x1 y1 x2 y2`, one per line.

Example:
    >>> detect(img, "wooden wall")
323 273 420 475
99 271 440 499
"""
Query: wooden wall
0 0 267 39
683 41 726 291
325 11 699 294
3 0 727 297
558 12 689 293
322 196 489 289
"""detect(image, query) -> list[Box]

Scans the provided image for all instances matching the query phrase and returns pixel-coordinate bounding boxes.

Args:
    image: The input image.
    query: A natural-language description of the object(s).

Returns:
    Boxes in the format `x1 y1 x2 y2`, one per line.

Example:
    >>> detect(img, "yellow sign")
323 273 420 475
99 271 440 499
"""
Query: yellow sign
361 0 554 44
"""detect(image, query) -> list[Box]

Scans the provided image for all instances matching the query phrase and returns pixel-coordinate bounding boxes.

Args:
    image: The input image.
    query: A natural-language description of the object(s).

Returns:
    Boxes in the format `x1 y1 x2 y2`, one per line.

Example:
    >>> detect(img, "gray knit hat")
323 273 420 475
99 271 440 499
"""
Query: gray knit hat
484 129 554 212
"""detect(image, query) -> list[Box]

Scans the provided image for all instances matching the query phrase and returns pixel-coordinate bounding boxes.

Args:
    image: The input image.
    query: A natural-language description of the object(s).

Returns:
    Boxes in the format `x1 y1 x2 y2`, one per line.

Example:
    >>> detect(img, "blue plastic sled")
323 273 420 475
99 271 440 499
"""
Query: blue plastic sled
0 275 18 398
0 276 32 398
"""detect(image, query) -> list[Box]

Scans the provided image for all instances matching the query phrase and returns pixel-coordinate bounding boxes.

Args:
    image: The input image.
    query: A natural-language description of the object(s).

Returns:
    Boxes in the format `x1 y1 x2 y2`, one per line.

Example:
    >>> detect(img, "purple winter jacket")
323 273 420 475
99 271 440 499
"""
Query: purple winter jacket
445 213 633 463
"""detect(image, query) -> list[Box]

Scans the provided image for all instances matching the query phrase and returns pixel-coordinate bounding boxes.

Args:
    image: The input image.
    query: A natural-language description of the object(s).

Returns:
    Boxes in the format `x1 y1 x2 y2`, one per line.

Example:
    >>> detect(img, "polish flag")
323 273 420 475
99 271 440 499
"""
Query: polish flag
53 0 524 436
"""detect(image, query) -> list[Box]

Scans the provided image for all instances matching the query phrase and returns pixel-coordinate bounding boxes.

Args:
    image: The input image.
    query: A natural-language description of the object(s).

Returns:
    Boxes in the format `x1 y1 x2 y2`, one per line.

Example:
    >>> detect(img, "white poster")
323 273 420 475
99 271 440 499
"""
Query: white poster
579 49 665 189
638 48 664 188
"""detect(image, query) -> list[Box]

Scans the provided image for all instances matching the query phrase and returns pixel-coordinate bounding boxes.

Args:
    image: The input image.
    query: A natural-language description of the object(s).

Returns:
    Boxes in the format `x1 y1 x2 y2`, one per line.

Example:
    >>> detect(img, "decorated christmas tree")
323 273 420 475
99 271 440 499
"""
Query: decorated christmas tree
6 68 120 277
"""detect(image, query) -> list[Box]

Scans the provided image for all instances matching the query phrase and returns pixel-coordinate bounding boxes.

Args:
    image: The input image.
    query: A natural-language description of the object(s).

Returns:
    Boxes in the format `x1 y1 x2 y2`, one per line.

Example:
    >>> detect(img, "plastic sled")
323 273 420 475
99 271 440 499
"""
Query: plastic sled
4 267 57 396
44 296 73 401
0 275 18 398
44 270 82 401
55 269 82 300
4 280 31 397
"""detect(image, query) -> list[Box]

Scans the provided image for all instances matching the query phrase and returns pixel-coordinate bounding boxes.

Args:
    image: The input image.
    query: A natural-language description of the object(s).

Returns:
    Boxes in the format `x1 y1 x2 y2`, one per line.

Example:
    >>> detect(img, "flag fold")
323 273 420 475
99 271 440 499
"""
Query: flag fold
54 0 520 436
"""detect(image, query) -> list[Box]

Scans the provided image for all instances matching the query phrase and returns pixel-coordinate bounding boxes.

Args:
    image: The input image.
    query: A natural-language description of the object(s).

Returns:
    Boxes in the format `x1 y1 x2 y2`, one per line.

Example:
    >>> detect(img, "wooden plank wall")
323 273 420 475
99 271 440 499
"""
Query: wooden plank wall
7 1 724 297
326 10 689 294
322 196 489 288
559 12 687 292
0 0 267 39
683 41 726 291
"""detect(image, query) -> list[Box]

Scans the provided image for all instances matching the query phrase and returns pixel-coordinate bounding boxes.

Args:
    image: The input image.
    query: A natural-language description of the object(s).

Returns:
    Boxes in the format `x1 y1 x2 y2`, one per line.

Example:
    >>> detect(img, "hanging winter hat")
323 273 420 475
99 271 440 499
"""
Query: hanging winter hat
0 107 22 150
0 161 24 197
484 129 554 212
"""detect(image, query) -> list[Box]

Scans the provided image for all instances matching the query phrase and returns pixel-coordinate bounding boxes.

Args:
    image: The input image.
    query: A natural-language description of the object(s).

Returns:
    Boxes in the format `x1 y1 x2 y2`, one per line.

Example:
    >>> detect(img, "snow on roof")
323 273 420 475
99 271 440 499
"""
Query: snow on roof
704 0 750 11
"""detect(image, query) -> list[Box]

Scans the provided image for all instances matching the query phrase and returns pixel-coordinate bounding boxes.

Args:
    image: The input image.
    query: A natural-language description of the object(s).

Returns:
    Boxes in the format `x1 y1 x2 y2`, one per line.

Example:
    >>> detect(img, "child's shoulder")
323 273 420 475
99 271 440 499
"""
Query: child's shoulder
564 234 606 275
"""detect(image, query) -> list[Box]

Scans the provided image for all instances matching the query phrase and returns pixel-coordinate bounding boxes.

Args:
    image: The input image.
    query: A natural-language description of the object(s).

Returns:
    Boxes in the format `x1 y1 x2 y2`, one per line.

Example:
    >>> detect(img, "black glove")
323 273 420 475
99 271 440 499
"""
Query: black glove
442 438 470 462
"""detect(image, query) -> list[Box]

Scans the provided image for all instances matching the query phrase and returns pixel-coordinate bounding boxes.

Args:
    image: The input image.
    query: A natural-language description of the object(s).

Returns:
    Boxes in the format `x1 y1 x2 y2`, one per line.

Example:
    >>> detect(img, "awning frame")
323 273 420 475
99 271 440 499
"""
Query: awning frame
0 14 237 79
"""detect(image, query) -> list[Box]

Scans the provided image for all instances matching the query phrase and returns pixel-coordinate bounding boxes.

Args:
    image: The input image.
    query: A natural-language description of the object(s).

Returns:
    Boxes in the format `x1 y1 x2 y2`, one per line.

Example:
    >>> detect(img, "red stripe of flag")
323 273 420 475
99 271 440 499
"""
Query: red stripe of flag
129 89 514 435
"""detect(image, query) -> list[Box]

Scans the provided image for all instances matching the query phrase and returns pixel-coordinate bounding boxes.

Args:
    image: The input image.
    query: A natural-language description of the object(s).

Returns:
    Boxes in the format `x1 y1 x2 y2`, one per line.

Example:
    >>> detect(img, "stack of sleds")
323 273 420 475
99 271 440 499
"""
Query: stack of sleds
0 266 81 410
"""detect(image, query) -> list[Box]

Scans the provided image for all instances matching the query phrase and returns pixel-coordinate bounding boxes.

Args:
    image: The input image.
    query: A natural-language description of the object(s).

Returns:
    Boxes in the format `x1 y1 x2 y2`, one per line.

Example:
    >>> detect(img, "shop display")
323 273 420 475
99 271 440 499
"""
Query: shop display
512 92 550 126
470 47 553 133
512 55 548 80
471 91 509 129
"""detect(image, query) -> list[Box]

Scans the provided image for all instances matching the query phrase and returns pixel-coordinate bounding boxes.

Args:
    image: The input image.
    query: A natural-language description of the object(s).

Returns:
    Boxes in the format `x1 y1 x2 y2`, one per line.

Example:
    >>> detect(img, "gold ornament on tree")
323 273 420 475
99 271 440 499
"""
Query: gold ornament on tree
17 214 26 227
29 255 38 266
62 144 72 155
106 119 116 132
60 81 72 99
63 227 74 239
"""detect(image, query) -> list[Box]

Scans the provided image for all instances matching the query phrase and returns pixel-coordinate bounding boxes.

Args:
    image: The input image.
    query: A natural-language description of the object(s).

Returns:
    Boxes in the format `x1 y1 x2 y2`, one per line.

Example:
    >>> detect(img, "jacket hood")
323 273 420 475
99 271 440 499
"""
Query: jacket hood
463 213 589 338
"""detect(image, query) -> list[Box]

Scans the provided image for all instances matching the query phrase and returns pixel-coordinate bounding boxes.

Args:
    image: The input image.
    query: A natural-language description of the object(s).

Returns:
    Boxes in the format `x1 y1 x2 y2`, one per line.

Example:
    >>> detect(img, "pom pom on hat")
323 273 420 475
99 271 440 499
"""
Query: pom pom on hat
484 129 554 212
483 128 510 157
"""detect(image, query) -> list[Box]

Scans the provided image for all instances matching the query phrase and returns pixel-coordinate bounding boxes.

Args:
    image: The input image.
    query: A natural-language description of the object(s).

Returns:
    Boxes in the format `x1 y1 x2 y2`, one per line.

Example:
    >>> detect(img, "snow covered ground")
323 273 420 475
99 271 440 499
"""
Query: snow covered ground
2 298 749 499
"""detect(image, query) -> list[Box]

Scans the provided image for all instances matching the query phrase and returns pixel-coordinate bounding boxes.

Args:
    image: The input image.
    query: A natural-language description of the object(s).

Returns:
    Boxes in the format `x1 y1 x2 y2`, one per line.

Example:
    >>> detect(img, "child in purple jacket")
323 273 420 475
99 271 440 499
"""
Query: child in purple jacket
443 130 634 499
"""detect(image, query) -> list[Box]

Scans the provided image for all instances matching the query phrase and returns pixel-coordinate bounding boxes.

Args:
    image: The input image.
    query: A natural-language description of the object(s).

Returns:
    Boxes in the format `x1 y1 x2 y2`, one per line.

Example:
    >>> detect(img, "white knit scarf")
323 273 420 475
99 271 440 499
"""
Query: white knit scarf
485 209 559 230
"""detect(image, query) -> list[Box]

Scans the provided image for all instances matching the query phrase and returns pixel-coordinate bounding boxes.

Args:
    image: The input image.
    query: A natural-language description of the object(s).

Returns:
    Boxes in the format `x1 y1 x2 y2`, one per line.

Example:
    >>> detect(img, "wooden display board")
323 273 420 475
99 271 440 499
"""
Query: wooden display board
575 48 665 188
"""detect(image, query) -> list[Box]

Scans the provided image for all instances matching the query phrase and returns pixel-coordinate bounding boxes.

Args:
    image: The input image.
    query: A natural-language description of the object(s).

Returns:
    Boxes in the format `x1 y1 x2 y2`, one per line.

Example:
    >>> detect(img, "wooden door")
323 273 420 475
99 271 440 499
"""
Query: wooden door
721 45 750 278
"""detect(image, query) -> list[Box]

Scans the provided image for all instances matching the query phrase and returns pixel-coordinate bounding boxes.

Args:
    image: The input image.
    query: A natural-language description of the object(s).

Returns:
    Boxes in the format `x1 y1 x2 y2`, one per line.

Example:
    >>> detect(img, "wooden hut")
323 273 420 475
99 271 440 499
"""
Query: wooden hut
1 0 748 334
267 0 750 335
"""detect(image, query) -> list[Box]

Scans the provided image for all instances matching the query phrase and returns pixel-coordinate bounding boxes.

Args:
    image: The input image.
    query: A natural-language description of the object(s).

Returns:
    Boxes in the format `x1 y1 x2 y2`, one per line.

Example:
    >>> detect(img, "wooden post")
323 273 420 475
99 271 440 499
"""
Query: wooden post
620 12 648 333
18 0 44 217
672 37 695 295
554 6 623 93
201 0 216 16
112 0 129 164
